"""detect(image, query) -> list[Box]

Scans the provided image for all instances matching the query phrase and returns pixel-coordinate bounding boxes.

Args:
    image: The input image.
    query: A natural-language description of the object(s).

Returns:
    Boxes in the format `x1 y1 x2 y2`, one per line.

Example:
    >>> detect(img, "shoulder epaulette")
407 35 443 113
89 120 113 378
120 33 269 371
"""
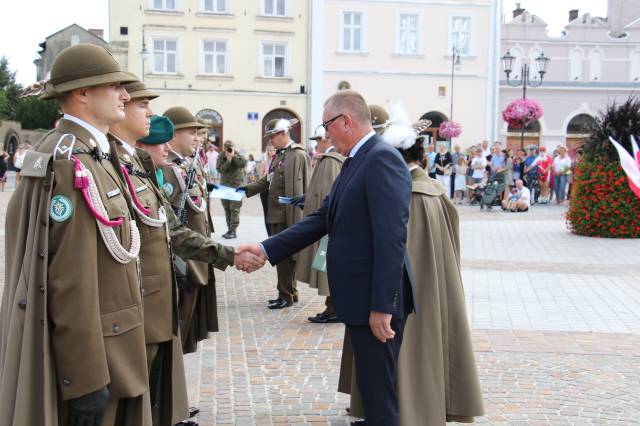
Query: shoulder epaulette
20 152 53 178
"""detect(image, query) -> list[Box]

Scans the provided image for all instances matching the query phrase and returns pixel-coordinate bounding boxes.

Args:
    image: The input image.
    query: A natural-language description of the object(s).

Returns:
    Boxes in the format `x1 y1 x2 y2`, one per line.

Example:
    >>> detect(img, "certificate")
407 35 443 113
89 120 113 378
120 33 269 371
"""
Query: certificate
210 184 245 202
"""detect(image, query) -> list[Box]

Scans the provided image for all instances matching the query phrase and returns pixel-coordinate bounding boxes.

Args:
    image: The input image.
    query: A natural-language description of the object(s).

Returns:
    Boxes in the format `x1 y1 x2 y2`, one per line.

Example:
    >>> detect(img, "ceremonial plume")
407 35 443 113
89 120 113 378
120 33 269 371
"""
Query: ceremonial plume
382 103 419 150
608 136 640 199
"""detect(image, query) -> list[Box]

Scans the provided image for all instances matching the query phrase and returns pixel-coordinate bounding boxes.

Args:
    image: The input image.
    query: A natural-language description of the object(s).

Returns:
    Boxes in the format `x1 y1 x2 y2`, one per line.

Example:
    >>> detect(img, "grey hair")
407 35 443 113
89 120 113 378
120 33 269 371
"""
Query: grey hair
324 90 371 126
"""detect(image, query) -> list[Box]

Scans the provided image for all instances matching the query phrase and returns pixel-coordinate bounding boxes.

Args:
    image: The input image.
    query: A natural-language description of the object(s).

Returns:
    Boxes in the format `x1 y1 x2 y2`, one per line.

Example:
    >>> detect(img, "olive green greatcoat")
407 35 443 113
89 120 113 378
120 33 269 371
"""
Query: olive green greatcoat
347 167 484 425
0 119 151 425
295 150 344 295
245 142 310 227
162 150 220 353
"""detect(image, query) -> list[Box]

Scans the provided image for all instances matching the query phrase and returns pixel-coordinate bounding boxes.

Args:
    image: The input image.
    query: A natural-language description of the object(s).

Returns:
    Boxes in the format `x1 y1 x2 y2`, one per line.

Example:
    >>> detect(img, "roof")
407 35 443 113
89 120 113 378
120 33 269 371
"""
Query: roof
38 24 106 51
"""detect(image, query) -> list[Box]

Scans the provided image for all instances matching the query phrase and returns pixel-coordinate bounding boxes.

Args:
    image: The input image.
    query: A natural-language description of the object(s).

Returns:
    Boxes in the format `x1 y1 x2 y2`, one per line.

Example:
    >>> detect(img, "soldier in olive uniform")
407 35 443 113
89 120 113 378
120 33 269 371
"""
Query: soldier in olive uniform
216 140 246 239
239 119 310 309
161 107 220 353
0 44 151 426
110 83 261 425
369 104 390 135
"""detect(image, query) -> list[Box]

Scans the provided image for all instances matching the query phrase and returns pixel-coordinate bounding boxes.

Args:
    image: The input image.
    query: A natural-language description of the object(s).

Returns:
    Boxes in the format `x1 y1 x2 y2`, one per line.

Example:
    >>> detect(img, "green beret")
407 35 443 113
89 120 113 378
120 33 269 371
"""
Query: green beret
139 115 174 145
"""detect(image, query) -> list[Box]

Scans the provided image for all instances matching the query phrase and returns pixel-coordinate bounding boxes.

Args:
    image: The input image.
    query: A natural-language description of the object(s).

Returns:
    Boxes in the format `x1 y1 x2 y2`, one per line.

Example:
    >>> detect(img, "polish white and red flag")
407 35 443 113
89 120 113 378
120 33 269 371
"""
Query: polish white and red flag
608 136 640 198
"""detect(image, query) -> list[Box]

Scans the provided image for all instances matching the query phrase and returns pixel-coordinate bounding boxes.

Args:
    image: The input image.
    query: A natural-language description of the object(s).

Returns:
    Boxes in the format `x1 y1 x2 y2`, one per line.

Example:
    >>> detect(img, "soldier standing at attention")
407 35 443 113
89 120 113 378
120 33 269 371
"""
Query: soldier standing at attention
295 126 345 323
109 82 262 425
216 140 246 239
161 107 220 353
239 119 310 309
0 44 151 425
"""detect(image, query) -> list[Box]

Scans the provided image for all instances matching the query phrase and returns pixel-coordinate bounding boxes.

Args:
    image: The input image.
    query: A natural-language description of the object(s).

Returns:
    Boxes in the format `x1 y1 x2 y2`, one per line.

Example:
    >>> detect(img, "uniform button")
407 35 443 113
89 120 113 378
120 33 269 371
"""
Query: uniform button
63 378 71 386
40 285 45 293
38 250 45 259
141 288 146 295
18 299 27 310
113 324 120 333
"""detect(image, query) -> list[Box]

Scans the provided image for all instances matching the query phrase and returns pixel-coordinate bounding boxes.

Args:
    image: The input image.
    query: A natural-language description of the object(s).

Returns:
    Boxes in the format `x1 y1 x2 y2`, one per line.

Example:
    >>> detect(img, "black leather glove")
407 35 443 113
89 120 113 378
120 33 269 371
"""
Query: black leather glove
68 386 110 426
290 195 305 208
236 185 248 193
206 183 219 191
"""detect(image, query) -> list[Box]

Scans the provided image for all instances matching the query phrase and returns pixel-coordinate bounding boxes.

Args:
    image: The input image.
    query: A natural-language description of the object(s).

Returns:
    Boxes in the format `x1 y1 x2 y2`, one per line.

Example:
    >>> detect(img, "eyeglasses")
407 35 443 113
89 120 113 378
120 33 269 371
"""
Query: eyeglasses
321 114 344 131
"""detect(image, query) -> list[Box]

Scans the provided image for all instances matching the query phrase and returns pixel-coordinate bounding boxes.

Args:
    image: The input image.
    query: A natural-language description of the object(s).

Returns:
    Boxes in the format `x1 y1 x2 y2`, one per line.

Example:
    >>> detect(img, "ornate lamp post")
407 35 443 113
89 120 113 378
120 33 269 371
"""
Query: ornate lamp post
501 50 550 148
139 29 150 82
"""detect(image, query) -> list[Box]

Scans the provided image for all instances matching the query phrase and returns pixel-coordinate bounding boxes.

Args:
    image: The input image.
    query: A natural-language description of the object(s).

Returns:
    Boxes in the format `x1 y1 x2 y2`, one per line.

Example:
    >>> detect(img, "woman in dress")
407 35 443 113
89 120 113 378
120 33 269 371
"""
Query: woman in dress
0 148 8 191
434 143 452 196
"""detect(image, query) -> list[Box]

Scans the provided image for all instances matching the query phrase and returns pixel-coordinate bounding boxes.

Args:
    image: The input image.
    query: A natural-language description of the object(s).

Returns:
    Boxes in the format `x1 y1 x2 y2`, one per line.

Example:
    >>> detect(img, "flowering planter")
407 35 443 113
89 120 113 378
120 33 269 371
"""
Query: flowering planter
439 121 462 139
502 98 543 129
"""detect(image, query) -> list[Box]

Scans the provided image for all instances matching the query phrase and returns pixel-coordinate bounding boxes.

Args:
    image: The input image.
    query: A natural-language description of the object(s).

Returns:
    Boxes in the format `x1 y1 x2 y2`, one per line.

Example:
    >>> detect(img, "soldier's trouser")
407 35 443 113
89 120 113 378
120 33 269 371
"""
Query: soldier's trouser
221 199 242 231
271 222 298 303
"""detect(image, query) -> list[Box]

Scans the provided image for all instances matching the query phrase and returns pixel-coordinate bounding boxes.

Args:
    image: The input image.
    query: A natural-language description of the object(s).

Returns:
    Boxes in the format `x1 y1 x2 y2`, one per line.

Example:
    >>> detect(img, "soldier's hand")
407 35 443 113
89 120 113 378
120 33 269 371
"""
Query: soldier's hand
236 186 248 193
289 195 305 208
207 183 219 192
235 244 268 273
68 386 110 426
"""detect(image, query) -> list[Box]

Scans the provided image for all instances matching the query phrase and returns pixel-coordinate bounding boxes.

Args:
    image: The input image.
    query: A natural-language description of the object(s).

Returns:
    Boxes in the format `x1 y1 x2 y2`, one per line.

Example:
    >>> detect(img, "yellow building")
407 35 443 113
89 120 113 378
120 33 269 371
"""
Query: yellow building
109 0 310 155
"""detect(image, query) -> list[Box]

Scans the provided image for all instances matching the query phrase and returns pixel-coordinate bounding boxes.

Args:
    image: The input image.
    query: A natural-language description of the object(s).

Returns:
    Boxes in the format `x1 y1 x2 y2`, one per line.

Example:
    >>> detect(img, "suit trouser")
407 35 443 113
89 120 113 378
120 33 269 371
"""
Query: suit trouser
221 199 242 231
324 296 336 316
270 222 298 303
348 315 407 426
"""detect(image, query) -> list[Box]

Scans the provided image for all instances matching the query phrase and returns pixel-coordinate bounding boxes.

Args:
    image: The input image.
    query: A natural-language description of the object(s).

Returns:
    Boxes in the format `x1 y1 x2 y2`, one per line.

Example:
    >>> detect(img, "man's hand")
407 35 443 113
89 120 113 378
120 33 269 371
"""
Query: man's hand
68 386 110 426
369 311 395 343
234 243 268 272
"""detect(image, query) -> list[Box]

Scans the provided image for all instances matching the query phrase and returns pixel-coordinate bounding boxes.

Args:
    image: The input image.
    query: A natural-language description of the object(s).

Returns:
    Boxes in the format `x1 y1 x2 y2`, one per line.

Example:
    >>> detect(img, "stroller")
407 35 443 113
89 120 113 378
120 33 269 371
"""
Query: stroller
480 171 506 210
523 172 541 205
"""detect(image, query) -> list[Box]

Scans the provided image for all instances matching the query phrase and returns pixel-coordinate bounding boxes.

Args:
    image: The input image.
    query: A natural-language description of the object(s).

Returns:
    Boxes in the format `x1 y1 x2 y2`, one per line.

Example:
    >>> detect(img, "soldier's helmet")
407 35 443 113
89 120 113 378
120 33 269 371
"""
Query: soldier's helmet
163 107 206 130
40 44 136 100
264 118 299 139
123 75 159 101
369 105 390 135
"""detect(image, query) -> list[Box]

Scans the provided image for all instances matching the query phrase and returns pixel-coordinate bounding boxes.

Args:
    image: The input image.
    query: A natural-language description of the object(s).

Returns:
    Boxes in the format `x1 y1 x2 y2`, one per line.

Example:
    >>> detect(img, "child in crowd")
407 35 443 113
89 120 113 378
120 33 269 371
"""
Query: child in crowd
453 156 468 204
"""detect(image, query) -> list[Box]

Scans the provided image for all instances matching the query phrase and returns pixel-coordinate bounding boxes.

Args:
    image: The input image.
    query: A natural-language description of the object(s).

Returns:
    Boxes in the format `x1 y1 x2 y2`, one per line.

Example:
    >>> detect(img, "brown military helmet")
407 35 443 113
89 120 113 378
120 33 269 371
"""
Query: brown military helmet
123 74 159 100
163 107 205 130
369 105 390 135
40 44 136 100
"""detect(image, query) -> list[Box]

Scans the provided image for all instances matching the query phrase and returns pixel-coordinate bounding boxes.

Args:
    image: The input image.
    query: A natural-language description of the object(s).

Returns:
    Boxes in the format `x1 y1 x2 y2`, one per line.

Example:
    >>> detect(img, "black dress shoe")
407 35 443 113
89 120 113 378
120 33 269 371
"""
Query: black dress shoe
176 421 198 426
351 421 366 425
226 230 237 239
188 407 200 418
268 298 292 309
268 297 280 304
308 312 340 323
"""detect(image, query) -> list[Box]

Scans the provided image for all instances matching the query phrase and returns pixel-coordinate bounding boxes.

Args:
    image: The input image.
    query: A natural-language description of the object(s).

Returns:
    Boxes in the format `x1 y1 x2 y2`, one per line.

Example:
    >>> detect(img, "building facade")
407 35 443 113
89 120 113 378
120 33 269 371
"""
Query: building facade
310 0 501 149
109 0 310 155
500 0 640 154
34 24 108 81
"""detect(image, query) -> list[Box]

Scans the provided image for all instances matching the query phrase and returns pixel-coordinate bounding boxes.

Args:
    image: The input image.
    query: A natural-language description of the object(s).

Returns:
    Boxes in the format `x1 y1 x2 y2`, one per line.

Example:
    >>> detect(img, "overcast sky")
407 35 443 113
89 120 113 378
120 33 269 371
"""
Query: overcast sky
1 0 608 87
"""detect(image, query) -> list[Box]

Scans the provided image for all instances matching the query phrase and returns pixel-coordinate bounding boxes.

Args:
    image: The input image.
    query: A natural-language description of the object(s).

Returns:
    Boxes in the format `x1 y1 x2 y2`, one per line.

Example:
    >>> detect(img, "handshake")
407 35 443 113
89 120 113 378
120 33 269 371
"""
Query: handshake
233 243 269 273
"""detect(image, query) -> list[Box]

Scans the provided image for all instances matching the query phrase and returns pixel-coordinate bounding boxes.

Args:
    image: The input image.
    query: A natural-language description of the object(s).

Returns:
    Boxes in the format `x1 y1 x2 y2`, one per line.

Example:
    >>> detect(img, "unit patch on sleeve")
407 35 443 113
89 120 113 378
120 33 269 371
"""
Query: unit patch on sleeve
163 182 174 197
49 195 74 223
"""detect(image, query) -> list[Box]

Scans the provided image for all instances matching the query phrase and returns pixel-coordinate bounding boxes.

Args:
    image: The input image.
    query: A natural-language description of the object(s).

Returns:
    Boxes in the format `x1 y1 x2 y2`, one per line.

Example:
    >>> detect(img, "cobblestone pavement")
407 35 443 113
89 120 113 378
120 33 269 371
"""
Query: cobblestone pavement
1 187 640 425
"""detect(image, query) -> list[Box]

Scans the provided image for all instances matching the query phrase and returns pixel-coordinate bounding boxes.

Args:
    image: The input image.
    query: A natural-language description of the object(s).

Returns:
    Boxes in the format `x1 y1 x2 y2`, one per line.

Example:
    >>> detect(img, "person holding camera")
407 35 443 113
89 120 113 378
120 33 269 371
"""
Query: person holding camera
217 140 247 239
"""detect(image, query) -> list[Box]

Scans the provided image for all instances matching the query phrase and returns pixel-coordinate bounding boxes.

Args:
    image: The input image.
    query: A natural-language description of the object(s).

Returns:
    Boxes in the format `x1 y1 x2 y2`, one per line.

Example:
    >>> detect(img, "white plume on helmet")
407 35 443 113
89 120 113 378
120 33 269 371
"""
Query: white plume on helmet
382 102 419 150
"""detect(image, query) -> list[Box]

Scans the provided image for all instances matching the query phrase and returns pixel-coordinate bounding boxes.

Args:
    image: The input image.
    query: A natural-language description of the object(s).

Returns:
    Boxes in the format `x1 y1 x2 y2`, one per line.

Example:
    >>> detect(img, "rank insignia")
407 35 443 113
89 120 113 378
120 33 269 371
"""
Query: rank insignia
163 182 174 196
50 195 74 223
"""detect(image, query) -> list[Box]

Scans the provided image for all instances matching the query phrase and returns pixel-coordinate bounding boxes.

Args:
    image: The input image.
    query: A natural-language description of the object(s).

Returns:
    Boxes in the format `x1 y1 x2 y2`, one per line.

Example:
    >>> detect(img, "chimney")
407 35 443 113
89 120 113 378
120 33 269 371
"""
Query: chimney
569 9 579 23
513 3 525 19
89 28 104 40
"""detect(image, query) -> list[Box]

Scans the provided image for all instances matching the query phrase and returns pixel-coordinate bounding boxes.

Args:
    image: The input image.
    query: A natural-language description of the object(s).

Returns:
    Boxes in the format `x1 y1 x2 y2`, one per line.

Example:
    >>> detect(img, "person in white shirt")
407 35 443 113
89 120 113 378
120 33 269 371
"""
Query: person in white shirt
503 179 530 211
552 145 572 205
481 140 491 159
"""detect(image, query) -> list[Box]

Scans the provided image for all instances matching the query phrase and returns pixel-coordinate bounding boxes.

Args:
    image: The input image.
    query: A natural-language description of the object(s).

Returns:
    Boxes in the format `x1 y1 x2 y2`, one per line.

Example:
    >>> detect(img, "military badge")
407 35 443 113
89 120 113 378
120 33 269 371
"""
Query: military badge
163 182 174 196
49 195 73 223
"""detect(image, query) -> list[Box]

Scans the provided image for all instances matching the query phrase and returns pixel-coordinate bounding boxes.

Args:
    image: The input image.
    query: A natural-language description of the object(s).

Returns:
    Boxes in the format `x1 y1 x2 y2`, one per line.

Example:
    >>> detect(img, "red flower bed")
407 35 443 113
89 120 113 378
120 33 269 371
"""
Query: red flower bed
566 156 640 238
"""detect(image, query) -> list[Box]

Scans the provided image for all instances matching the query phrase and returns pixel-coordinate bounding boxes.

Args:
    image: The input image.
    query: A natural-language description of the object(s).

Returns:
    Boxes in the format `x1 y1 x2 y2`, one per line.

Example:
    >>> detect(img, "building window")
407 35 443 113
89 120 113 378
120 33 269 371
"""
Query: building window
570 49 583 81
341 11 364 52
202 40 227 74
152 0 177 10
120 26 128 35
449 16 471 56
263 0 286 17
152 38 178 74
203 0 227 13
397 14 419 54
631 51 640 82
589 50 602 81
262 43 286 77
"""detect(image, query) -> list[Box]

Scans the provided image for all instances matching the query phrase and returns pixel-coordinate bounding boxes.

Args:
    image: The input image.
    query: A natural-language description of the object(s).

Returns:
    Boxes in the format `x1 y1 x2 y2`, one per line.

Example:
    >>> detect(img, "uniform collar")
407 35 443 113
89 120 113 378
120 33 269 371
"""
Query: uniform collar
111 134 137 157
62 113 110 153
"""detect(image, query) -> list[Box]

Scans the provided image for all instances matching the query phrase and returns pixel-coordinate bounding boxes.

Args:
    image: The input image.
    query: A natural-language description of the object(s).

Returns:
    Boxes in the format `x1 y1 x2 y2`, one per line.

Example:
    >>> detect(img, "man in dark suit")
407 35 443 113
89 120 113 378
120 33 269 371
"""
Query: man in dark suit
239 90 414 425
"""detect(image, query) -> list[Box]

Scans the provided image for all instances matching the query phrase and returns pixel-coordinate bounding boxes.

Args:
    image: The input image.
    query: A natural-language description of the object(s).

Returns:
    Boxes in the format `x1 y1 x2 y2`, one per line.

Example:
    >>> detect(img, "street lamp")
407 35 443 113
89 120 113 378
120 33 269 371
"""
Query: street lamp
501 49 550 148
450 46 462 125
139 29 150 82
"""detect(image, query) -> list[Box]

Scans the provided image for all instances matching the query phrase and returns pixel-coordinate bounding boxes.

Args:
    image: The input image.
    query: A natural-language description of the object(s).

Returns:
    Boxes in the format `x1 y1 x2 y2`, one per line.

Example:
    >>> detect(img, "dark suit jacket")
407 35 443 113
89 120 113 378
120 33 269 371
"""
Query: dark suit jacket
262 133 414 325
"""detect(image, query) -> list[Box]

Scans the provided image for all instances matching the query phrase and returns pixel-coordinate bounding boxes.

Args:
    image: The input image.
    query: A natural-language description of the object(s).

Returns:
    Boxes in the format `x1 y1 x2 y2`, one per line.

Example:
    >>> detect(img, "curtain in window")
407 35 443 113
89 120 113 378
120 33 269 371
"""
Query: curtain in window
452 17 470 55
